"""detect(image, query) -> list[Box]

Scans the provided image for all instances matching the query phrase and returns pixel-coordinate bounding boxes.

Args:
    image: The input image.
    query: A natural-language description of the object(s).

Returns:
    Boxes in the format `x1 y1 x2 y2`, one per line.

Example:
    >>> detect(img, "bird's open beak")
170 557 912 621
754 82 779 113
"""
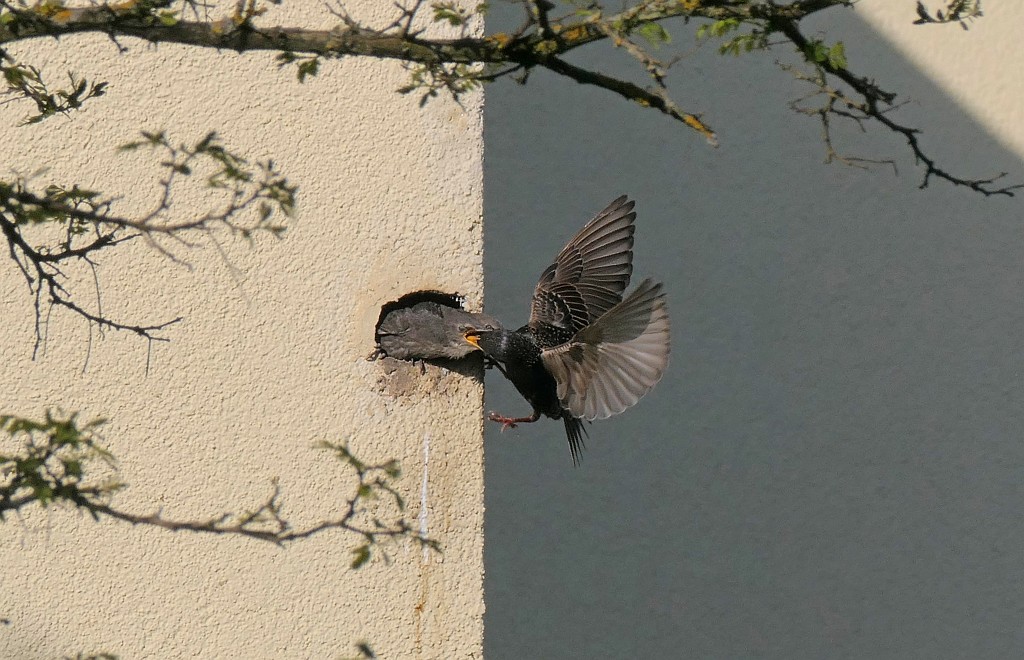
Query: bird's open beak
464 331 481 350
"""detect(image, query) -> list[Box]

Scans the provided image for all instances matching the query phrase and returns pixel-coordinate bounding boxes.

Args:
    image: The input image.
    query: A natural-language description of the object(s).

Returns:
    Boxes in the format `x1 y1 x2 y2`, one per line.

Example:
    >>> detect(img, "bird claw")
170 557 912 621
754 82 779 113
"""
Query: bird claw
487 411 519 432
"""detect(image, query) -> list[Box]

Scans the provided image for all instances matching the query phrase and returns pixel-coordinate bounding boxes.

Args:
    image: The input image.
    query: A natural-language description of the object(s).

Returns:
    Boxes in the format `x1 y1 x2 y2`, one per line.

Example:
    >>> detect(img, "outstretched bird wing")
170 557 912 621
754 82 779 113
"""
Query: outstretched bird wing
529 195 636 338
541 279 670 421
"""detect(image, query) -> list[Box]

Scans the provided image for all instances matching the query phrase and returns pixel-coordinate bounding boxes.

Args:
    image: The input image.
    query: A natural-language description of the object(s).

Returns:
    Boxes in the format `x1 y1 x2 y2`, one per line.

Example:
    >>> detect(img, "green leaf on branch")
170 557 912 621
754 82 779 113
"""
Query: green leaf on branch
696 17 740 40
636 21 671 47
432 2 470 26
156 10 178 26
827 42 847 70
803 39 847 70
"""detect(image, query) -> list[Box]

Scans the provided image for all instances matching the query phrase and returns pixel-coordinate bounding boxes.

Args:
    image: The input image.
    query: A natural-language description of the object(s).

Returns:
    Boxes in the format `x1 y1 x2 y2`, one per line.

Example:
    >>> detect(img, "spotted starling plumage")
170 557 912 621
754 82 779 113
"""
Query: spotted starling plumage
465 195 670 465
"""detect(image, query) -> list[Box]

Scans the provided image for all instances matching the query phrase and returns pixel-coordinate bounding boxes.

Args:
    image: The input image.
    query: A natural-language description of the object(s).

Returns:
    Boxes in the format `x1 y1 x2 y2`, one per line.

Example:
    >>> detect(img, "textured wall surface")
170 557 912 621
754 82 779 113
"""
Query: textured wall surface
858 1 1024 156
482 2 1024 658
0 3 484 658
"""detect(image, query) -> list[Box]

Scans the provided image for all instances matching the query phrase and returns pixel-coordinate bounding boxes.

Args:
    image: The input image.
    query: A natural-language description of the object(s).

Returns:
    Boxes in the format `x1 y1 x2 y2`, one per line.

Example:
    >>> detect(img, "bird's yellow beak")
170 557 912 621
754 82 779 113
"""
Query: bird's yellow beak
464 331 481 350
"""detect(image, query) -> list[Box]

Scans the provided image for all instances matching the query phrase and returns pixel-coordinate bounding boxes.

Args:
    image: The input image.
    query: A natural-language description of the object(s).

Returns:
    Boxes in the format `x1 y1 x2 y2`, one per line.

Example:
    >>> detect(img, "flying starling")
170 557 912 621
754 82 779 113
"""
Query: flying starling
464 195 670 464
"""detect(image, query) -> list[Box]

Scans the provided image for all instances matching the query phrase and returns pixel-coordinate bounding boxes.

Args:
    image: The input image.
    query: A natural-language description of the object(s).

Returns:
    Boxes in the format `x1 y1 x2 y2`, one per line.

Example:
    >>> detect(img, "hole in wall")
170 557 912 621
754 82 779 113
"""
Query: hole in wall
371 289 473 362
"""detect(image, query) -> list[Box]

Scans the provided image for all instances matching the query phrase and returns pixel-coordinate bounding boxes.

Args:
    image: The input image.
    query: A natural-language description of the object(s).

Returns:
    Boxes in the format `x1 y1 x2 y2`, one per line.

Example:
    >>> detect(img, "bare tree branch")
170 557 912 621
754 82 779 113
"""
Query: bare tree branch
0 1 1002 194
774 15 1020 196
0 1 1012 359
0 1 848 140
543 55 717 145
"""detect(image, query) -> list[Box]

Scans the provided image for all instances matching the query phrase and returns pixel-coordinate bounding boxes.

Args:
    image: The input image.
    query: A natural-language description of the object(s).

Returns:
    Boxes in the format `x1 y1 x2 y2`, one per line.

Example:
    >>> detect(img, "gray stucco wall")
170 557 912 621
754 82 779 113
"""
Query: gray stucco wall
483 2 1024 657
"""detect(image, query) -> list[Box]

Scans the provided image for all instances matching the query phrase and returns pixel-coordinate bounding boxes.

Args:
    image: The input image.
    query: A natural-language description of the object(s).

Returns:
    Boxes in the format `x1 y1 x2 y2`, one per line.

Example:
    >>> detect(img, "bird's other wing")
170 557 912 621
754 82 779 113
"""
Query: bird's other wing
529 195 636 334
541 279 670 421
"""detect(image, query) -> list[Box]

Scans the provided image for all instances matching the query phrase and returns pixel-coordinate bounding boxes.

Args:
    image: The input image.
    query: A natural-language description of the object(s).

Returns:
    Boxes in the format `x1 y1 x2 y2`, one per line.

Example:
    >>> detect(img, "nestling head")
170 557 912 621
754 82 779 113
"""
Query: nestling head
461 321 505 358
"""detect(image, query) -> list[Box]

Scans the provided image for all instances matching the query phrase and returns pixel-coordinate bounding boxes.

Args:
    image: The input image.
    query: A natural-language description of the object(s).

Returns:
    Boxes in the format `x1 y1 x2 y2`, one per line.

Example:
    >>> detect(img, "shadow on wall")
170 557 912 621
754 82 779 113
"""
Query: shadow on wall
483 7 1024 660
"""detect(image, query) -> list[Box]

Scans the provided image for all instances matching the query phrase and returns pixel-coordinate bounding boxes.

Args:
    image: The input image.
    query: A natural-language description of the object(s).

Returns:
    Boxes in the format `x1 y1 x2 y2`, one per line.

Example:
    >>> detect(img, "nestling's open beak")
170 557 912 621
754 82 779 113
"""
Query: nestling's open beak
463 331 481 350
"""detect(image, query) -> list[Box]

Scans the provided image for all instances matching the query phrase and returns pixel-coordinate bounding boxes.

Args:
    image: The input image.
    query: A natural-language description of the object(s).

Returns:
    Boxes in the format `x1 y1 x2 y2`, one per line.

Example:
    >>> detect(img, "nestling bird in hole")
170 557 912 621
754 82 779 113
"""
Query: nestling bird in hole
463 195 670 465
371 291 500 364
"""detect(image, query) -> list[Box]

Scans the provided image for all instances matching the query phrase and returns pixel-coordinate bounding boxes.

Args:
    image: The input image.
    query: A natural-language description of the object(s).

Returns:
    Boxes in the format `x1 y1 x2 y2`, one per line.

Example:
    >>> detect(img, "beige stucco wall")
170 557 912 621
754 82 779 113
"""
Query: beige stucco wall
858 1 1024 159
0 2 484 659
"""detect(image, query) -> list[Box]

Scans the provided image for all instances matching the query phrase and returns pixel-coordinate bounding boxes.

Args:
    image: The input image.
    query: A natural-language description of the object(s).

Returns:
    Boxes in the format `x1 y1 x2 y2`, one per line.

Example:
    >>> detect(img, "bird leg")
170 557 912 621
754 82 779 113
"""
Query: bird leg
487 409 540 431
